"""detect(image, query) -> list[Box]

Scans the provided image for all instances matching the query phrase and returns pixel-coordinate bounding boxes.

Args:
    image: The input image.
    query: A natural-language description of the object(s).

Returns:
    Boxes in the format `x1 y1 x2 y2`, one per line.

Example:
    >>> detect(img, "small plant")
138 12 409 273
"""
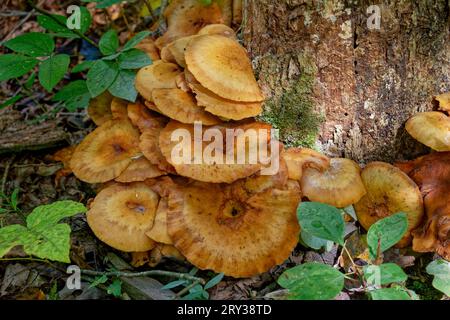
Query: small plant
162 269 224 300
0 200 86 263
0 3 152 112
89 274 123 298
278 202 421 300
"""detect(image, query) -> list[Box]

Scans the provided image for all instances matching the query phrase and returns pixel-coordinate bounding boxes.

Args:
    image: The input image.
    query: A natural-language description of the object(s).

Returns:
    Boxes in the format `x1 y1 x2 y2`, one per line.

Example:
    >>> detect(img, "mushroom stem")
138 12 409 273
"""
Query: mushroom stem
80 269 205 285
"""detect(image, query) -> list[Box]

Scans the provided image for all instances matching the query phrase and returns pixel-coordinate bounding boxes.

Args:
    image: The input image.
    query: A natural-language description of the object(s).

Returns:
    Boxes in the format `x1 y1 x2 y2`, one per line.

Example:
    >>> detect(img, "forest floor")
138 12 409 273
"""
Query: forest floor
0 0 444 300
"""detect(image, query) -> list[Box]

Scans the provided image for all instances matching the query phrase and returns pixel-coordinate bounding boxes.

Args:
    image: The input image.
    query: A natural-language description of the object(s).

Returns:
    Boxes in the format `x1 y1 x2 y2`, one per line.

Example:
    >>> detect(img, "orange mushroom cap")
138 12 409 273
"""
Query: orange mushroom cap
87 182 159 252
152 88 221 125
436 92 450 113
158 120 275 183
87 91 113 126
301 158 366 208
197 24 235 38
282 147 330 181
155 0 224 49
185 35 264 102
190 83 262 120
406 111 450 152
166 167 301 277
71 120 140 183
135 61 181 101
396 152 450 260
115 156 165 183
354 162 424 248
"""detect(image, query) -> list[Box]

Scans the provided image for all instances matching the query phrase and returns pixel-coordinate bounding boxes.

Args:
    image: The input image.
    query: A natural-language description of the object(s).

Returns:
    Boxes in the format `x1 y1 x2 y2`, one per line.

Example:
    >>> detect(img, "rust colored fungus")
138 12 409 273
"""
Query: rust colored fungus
185 35 264 102
71 120 140 183
396 152 450 260
166 162 301 277
87 182 159 252
354 162 424 248
301 158 366 208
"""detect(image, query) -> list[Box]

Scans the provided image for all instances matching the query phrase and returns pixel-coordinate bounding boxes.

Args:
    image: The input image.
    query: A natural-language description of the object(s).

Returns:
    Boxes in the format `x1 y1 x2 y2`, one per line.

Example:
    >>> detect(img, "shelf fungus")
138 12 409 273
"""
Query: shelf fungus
185 35 264 102
281 148 330 181
406 111 450 152
396 152 450 260
300 158 366 208
354 162 424 248
158 120 277 183
71 120 140 183
87 183 159 252
165 165 301 277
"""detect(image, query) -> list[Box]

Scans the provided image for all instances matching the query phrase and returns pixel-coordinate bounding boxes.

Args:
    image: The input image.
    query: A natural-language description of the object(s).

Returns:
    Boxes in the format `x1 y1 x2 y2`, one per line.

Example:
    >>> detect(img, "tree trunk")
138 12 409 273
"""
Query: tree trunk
243 0 450 163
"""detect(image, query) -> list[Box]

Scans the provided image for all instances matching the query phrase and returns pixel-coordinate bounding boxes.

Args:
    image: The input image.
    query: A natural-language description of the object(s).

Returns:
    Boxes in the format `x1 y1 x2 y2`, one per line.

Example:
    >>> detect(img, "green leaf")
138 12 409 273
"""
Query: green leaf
0 224 28 257
161 280 187 290
79 7 93 34
367 213 408 260
0 200 86 262
278 262 344 300
71 60 95 73
0 95 23 110
53 80 91 111
53 80 90 101
95 0 124 9
26 200 86 229
10 188 19 211
0 54 38 81
297 202 345 245
37 14 73 34
204 273 224 290
4 32 54 57
89 274 108 288
122 31 151 51
38 54 70 91
369 287 413 300
199 0 212 5
99 30 119 56
118 49 152 69
426 259 450 296
363 263 408 286
300 229 334 251
23 224 72 263
108 69 137 102
24 72 36 89
107 279 122 297
102 52 121 61
86 60 119 97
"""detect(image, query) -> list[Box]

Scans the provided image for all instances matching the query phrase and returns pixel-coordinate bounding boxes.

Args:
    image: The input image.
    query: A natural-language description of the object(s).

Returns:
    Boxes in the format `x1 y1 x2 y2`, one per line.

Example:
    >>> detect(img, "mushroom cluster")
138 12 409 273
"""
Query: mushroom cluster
62 1 449 278
66 0 305 277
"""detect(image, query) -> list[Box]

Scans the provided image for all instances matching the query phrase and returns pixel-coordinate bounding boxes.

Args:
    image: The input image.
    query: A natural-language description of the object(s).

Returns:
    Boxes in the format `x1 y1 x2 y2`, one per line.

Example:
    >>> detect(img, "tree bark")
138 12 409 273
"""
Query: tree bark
244 0 450 163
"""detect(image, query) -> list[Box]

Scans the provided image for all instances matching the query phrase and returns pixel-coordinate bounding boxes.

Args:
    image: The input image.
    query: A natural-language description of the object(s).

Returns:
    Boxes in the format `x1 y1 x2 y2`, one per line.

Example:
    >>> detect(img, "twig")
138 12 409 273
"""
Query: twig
26 0 99 49
174 280 201 299
0 11 32 17
80 269 205 285
142 0 156 22
0 257 67 273
1 155 16 195
158 0 168 33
